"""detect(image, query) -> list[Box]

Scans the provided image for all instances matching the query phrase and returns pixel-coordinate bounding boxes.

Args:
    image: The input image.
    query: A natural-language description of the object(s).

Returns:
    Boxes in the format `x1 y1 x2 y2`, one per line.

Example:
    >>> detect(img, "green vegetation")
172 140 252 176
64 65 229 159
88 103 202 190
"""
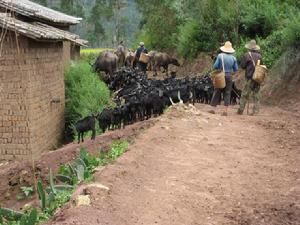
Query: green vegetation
0 140 129 225
283 12 300 48
64 61 110 141
34 0 141 48
20 186 34 198
33 0 300 68
102 140 130 163
136 0 300 67
135 0 180 50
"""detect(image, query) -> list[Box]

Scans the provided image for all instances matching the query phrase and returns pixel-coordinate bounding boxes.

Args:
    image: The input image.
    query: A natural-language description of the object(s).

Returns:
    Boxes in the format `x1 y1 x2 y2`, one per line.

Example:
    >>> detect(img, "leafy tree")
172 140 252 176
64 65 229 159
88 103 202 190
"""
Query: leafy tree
60 0 84 18
135 0 180 50
111 0 128 45
177 20 216 59
86 0 113 47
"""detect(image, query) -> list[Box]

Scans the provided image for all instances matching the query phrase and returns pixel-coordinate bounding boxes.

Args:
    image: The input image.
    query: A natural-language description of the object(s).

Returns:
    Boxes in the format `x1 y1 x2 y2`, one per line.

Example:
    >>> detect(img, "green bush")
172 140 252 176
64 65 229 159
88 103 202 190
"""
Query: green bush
177 20 217 59
257 30 284 68
133 30 151 49
283 13 300 48
240 0 279 38
64 61 110 141
234 38 249 64
135 3 180 51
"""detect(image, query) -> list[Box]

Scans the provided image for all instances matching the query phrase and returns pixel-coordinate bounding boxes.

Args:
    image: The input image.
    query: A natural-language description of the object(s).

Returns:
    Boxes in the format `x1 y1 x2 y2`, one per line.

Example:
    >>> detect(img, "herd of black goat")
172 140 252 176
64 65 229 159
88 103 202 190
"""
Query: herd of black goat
75 68 242 143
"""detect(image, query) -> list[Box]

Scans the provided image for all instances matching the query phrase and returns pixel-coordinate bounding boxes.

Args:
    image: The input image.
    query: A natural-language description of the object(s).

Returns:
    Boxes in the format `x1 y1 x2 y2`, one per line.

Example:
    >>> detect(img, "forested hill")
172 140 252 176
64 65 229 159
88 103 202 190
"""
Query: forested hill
33 0 300 72
33 0 141 48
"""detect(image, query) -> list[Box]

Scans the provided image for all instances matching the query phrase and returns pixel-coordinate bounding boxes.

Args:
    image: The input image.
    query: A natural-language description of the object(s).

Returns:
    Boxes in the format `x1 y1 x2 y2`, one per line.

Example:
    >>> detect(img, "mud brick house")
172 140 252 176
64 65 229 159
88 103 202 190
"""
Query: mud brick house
0 0 87 160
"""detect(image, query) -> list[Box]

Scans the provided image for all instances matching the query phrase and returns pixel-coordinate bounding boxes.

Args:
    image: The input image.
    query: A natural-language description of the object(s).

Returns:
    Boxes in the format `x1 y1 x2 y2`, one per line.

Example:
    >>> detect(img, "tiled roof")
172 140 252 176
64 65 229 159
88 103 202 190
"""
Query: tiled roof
0 0 82 25
0 13 87 46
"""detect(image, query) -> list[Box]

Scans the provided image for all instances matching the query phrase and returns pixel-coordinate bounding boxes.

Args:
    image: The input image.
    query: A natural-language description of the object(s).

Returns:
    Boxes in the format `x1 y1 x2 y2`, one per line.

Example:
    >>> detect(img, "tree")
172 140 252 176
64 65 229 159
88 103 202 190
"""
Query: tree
135 0 180 50
60 0 84 18
86 0 113 47
111 0 127 45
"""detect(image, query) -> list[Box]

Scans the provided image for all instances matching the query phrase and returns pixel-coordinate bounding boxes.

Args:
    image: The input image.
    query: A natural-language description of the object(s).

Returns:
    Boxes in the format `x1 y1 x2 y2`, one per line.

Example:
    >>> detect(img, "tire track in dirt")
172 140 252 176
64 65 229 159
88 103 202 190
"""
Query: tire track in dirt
46 104 300 225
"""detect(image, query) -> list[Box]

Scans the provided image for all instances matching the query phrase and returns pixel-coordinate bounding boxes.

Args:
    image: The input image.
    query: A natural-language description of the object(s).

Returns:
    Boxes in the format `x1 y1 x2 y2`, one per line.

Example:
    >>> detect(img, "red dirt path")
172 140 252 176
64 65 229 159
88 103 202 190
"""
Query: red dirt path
44 104 300 225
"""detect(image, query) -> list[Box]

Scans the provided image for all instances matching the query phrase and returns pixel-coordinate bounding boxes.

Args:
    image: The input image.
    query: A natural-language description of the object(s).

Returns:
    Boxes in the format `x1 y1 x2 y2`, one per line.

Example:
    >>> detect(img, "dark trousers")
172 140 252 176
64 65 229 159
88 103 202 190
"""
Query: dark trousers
138 61 147 72
210 75 233 107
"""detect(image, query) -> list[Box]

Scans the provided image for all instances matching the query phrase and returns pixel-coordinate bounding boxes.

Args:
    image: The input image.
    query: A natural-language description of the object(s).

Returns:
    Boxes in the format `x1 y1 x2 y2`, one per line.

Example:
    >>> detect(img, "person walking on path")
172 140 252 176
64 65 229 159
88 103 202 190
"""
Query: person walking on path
135 42 148 72
237 40 262 115
209 41 238 116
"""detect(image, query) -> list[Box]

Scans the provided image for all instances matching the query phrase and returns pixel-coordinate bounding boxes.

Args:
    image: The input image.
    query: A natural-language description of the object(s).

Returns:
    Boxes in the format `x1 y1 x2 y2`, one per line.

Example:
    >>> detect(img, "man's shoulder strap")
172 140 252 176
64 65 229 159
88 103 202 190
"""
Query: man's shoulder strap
248 52 256 67
220 53 225 72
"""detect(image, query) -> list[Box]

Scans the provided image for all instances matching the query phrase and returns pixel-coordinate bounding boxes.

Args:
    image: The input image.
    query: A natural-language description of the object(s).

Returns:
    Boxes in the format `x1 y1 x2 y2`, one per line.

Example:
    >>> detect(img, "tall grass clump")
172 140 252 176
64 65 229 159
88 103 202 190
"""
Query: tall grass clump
64 61 110 142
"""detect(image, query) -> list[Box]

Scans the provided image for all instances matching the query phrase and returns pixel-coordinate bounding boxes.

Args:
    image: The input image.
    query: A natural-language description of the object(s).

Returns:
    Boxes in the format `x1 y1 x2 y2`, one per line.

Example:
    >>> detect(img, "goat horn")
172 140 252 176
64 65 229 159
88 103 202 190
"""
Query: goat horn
169 97 175 106
178 91 183 104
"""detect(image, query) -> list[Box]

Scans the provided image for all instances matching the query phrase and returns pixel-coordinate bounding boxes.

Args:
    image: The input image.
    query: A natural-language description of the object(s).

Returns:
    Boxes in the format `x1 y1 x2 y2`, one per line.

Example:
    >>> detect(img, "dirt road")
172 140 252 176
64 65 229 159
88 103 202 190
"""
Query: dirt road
47 104 300 225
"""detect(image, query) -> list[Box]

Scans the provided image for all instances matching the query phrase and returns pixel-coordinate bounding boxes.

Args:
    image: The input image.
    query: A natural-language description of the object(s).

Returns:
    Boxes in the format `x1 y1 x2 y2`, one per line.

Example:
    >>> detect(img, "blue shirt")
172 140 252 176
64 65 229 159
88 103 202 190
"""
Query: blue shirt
213 53 238 73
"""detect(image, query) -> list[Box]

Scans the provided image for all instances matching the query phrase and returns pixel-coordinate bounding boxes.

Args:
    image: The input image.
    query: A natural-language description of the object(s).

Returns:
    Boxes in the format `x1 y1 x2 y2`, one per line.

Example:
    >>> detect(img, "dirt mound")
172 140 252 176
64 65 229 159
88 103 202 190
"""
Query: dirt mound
0 119 155 209
262 48 300 115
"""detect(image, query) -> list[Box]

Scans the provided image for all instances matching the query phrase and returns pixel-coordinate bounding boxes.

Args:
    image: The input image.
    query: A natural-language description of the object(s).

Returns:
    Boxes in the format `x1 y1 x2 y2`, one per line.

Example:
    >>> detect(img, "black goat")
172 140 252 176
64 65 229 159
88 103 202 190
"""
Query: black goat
91 68 242 136
75 116 96 143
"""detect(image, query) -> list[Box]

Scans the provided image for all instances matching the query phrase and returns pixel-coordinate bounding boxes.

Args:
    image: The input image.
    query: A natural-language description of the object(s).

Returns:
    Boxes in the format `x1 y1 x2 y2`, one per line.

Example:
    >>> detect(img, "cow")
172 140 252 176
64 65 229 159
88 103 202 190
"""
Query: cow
125 49 136 68
115 43 126 68
147 50 158 71
153 53 180 76
93 51 118 76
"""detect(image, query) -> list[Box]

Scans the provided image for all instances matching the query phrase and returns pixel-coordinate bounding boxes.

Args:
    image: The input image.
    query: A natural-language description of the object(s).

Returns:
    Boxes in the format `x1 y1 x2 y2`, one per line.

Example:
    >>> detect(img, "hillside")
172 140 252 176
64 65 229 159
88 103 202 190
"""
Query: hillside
262 47 300 114
33 0 141 48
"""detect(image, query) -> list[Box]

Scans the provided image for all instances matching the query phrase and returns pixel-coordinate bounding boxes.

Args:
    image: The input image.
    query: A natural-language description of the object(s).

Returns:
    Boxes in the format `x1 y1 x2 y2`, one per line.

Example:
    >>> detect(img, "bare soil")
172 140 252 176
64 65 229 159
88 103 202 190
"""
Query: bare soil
44 104 300 225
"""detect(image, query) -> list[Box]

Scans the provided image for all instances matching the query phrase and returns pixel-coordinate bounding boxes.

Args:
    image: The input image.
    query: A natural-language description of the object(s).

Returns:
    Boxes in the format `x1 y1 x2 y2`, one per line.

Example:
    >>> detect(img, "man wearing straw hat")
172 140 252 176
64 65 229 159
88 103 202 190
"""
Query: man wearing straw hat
209 41 238 116
237 40 262 115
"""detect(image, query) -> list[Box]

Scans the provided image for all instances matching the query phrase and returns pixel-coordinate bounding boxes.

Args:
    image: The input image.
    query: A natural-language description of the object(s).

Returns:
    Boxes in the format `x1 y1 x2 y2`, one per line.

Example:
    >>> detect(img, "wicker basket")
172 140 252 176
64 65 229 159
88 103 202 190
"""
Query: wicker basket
211 70 226 89
253 65 268 84
139 52 150 63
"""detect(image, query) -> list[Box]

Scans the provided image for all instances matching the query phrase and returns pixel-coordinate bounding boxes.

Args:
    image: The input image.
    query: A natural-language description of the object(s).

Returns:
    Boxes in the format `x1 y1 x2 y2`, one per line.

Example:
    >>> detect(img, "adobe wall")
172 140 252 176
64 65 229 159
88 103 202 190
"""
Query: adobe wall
0 34 31 159
0 31 66 160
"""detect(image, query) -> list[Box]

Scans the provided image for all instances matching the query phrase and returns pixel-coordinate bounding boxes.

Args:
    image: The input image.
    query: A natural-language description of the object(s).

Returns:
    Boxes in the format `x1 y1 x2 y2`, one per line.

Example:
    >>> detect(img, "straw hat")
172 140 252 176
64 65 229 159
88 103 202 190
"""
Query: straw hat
220 41 235 53
139 42 145 46
245 40 260 51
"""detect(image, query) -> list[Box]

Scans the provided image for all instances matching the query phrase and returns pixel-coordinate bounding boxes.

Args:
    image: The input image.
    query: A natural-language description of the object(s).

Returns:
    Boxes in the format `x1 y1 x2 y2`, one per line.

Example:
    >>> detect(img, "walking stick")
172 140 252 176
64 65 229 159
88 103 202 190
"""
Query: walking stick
246 101 249 115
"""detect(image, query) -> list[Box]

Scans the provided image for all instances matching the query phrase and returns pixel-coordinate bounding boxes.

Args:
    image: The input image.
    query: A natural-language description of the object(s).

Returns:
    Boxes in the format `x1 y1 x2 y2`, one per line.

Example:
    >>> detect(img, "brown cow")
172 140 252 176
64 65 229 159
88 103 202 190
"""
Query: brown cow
125 49 136 68
93 51 118 76
115 42 126 68
153 52 180 76
147 50 158 71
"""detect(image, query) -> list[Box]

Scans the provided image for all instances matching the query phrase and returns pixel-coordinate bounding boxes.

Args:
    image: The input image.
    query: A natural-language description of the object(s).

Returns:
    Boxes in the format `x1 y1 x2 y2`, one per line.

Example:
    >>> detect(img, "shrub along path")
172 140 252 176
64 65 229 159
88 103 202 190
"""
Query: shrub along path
45 104 299 225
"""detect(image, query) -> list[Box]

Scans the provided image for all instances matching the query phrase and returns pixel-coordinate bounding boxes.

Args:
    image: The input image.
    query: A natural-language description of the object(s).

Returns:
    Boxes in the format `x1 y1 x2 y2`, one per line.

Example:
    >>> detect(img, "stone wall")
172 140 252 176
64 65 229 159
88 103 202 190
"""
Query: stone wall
0 31 67 160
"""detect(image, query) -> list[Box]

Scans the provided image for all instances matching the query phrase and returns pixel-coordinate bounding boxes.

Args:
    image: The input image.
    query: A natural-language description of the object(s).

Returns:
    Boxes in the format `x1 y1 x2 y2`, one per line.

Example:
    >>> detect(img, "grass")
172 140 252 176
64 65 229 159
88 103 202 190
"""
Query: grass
80 48 113 54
